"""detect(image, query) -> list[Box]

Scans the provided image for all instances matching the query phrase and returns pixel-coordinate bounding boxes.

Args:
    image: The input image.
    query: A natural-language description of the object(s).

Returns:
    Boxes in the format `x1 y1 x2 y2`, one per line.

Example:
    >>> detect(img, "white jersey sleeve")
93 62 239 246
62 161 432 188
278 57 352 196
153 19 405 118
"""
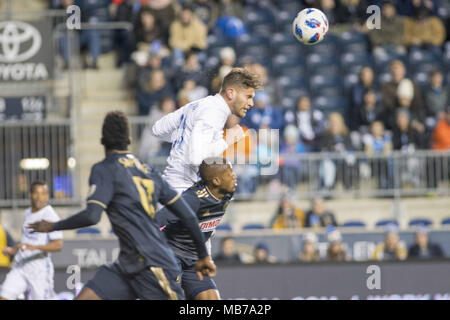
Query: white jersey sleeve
152 108 184 142
44 207 63 241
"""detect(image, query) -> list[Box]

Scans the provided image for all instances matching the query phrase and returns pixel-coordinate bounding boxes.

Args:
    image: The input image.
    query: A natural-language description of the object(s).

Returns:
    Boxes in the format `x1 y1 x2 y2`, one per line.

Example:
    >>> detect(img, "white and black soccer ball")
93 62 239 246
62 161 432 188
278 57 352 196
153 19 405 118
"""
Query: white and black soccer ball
292 8 329 45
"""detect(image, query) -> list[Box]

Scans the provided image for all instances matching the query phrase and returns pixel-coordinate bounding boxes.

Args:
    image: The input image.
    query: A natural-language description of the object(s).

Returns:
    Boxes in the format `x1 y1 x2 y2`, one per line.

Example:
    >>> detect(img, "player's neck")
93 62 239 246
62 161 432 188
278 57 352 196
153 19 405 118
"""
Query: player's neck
205 185 224 200
106 149 129 156
219 91 233 113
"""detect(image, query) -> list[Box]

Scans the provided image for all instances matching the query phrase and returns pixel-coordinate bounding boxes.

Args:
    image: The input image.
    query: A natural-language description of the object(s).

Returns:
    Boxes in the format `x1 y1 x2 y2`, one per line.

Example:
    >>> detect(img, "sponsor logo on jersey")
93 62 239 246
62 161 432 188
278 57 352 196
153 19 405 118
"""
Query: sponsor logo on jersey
199 217 223 232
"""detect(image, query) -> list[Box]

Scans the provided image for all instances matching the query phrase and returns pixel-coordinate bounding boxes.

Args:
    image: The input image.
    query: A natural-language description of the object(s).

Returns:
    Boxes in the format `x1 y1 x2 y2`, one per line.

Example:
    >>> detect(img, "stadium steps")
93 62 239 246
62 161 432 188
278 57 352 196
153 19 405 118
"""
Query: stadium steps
0 0 48 13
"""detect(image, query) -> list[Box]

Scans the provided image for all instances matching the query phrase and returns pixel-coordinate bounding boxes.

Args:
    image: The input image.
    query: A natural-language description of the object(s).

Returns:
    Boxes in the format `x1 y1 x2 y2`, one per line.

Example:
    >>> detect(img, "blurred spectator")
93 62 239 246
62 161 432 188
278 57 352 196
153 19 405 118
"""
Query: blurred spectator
251 242 277 264
299 232 320 262
394 0 439 17
305 197 338 229
192 0 219 30
408 227 444 259
319 113 357 190
431 106 450 150
372 226 408 261
176 50 206 90
0 225 15 267
326 228 350 262
139 96 175 163
113 0 144 66
392 110 427 151
393 78 427 132
284 96 326 151
368 1 407 61
134 8 164 48
241 91 284 130
404 3 446 56
145 0 176 43
136 69 174 115
381 60 425 130
424 70 450 124
213 236 243 265
349 67 378 131
178 77 208 103
245 62 280 106
169 3 207 66
352 89 385 134
278 126 307 189
270 194 305 229
217 0 244 20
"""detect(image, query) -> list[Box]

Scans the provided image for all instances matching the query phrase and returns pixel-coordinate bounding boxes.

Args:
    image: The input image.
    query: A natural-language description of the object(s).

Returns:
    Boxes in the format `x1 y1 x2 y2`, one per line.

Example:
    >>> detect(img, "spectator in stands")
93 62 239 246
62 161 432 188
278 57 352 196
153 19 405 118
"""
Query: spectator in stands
431 106 450 150
113 0 144 66
134 8 164 49
278 126 307 189
139 96 175 163
326 228 350 262
251 242 277 264
392 110 427 152
241 91 284 130
368 1 407 61
177 77 208 103
210 47 236 93
192 0 219 30
245 62 280 106
305 197 338 229
299 232 320 262
145 0 176 43
408 227 444 259
319 113 357 190
136 69 174 115
352 89 385 134
362 121 394 189
284 96 326 151
175 50 206 91
169 3 207 66
349 67 378 131
270 194 305 229
404 2 446 57
372 226 408 261
381 60 425 130
393 78 427 132
0 225 15 267
424 70 450 125
217 0 244 20
394 0 440 17
213 236 243 265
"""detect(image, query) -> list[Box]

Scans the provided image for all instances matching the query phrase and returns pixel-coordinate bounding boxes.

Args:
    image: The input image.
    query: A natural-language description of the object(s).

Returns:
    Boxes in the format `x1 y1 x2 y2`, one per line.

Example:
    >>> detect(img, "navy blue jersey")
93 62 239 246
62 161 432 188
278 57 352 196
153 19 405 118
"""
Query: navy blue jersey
87 151 181 274
156 181 233 260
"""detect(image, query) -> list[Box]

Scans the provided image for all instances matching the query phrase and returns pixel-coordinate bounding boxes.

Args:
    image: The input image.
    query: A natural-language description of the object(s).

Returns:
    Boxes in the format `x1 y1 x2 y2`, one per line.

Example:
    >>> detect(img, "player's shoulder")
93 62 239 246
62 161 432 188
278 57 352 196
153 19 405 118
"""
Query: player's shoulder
42 205 60 218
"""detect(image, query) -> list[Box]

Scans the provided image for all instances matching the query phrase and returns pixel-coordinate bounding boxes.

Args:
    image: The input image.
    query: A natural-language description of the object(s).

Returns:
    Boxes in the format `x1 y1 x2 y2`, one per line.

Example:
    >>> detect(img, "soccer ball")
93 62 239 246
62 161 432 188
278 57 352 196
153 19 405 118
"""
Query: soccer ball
292 8 329 45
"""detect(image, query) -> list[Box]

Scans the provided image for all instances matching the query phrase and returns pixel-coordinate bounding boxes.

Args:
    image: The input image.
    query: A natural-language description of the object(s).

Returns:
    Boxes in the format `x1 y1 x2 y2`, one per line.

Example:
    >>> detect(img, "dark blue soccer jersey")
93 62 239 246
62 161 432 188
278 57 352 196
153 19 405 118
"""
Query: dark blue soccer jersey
156 181 233 260
86 151 181 274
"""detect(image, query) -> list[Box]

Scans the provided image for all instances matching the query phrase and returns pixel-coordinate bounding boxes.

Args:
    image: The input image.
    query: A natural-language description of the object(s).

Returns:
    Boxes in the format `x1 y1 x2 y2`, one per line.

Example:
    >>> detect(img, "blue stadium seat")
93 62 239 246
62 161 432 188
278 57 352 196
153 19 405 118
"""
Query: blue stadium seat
76 227 101 235
309 74 343 94
281 96 296 109
284 87 309 101
375 219 399 227
278 0 303 13
277 65 307 78
216 224 232 231
249 23 274 38
275 11 293 32
312 95 347 114
441 218 450 225
412 72 430 89
340 52 373 73
408 219 433 227
244 8 275 25
409 49 437 66
270 32 298 50
306 34 340 55
242 224 266 230
342 221 366 227
339 31 368 48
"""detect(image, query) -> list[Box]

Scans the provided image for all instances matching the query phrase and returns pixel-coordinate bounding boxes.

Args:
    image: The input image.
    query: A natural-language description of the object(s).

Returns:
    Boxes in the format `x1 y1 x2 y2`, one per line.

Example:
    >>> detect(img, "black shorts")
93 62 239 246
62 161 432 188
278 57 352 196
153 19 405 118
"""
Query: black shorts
85 262 184 300
176 255 217 300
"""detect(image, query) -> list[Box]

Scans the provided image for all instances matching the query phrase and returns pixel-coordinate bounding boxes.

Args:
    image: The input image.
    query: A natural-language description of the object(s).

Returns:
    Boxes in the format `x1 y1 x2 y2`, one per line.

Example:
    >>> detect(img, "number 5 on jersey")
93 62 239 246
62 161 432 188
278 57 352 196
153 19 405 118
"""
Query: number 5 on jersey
132 177 156 218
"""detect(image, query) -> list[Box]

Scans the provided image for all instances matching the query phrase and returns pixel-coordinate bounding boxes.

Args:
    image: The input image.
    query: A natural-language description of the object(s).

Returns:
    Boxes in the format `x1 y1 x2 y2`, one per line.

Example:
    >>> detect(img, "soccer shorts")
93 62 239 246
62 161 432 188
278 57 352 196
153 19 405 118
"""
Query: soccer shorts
85 262 185 300
176 255 218 300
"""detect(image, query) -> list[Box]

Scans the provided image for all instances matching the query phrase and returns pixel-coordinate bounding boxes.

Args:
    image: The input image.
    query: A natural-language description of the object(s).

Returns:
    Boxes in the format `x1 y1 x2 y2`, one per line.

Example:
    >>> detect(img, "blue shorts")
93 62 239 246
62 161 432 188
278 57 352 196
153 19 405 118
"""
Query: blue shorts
176 255 217 300
85 262 184 300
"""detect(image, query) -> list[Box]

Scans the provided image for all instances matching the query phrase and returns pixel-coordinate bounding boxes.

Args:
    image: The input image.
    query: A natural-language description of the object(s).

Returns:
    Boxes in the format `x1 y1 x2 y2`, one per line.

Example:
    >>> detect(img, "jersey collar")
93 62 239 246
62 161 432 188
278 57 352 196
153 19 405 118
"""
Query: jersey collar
215 93 232 117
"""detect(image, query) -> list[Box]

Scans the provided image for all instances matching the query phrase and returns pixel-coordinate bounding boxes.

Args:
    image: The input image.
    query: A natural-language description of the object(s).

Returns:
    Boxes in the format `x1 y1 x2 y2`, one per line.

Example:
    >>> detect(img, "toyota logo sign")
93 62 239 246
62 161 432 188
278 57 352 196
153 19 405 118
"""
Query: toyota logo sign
0 21 42 63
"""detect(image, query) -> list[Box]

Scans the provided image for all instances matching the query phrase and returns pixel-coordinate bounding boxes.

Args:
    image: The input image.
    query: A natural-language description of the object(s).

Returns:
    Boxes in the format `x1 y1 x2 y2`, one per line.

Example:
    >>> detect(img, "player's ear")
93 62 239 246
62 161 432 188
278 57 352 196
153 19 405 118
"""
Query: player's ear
212 176 221 187
226 87 235 101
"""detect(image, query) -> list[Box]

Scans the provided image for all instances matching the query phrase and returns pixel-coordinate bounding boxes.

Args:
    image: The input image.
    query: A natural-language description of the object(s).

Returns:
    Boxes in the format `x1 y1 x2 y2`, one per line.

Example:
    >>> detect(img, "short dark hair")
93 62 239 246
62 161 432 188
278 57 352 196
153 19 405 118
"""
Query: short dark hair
199 157 230 184
220 68 262 92
30 180 47 193
101 111 131 151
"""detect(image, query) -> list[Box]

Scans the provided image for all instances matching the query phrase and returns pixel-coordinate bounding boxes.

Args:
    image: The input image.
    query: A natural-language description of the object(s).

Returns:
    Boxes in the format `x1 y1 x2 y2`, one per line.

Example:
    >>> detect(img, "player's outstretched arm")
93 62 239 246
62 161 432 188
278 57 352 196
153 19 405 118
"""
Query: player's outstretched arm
27 203 103 233
152 109 182 142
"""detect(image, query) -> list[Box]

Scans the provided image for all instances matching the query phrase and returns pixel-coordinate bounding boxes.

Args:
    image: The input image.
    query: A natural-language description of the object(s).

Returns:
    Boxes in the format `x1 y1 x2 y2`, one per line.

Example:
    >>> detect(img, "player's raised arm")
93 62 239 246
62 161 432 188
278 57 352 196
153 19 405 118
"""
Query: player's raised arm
152 107 183 142
27 164 113 233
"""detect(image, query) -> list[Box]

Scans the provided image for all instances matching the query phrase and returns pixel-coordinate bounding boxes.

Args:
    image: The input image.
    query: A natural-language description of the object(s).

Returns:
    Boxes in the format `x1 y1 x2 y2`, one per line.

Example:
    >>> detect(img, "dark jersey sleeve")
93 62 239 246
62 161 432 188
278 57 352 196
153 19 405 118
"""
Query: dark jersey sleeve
152 172 180 206
86 163 114 209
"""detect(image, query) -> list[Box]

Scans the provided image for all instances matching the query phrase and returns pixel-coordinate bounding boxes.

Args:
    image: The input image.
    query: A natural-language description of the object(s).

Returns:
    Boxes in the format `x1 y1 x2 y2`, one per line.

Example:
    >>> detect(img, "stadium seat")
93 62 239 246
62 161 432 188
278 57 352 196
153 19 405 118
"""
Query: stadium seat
275 10 293 32
309 74 343 94
270 32 298 50
284 87 309 102
375 219 399 227
339 31 368 47
242 224 266 230
412 72 430 89
278 0 303 13
244 8 274 25
306 53 339 71
342 221 366 227
281 96 296 109
216 224 232 231
441 218 450 225
340 52 373 74
312 95 347 114
408 219 433 227
76 227 101 235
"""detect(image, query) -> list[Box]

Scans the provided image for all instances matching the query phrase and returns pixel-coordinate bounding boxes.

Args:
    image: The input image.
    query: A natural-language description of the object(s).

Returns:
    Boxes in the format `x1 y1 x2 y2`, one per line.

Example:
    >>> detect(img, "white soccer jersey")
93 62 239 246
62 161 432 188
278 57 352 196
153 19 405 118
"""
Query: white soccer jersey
152 93 231 190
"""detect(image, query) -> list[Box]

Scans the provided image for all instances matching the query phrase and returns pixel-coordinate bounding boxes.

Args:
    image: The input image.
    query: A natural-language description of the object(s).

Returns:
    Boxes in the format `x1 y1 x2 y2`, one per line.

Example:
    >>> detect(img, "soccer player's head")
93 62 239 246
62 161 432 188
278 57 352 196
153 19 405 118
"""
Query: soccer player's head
199 157 236 194
30 180 49 211
101 111 131 152
220 68 262 118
